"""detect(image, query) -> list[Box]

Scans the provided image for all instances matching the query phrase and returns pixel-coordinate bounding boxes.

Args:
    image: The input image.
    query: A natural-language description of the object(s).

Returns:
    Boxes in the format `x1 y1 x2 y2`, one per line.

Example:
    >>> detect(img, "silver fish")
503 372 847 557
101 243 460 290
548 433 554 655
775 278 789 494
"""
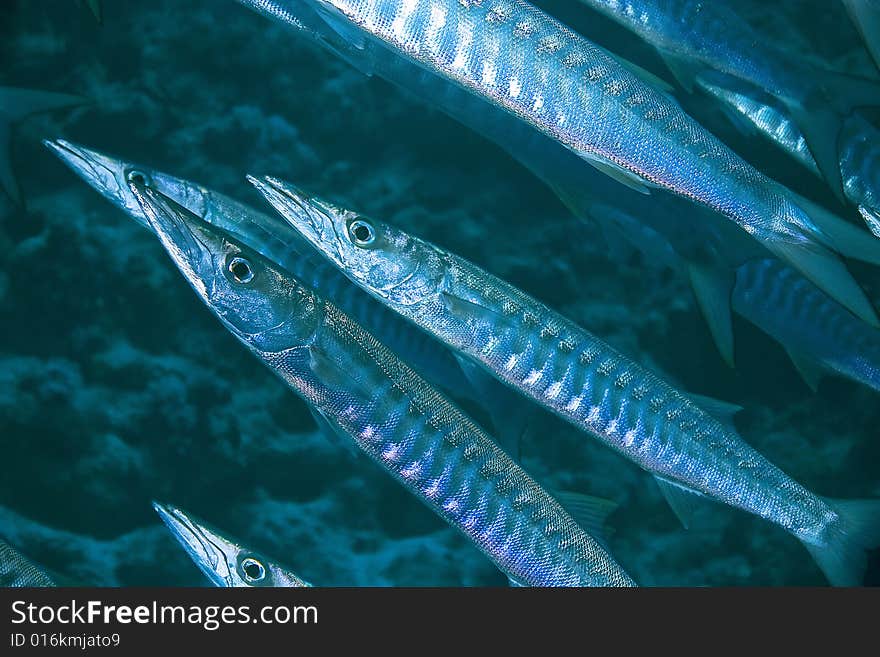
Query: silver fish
592 199 880 394
253 174 880 586
576 0 880 199
235 0 879 327
839 113 880 236
42 139 472 416
45 139 533 448
0 539 56 587
131 181 635 587
153 502 310 587
695 74 820 179
697 75 880 241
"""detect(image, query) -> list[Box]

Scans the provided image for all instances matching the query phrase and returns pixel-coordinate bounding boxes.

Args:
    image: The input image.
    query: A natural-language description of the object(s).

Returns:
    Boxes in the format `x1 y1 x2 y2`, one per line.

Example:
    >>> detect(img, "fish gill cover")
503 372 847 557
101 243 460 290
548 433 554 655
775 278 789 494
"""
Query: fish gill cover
0 0 877 586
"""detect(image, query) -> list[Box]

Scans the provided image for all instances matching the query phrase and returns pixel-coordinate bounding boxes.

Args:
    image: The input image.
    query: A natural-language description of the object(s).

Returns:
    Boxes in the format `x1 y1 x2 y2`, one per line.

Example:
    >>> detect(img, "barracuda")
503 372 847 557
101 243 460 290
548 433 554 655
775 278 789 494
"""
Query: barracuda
697 76 880 240
153 502 311 587
576 0 880 197
131 182 635 587
0 539 57 587
236 0 879 327
253 174 880 586
839 113 880 237
696 75 820 179
733 257 880 393
42 139 472 417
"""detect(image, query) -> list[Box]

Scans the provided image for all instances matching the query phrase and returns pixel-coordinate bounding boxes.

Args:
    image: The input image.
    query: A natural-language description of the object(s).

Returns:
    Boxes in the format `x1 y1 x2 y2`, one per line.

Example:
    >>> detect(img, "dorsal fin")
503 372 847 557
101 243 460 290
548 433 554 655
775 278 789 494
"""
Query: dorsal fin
554 491 618 550
654 476 709 529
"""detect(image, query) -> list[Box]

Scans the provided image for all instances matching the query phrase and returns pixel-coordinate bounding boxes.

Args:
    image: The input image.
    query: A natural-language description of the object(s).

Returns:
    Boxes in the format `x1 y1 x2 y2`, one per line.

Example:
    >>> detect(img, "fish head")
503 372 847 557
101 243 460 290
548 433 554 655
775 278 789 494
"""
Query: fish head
250 175 446 310
129 181 321 354
153 502 293 588
43 139 211 229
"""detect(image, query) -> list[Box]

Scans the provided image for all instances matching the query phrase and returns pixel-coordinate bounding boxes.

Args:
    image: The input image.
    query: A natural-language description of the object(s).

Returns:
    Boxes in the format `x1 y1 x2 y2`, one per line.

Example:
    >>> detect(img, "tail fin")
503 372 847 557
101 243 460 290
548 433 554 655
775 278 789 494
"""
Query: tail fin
781 70 880 201
769 240 879 327
804 498 880 586
791 191 880 265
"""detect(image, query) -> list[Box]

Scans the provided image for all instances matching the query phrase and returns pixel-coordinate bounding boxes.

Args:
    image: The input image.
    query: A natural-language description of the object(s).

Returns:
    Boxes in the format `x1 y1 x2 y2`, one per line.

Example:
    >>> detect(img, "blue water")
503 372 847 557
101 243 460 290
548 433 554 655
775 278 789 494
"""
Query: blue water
0 0 878 586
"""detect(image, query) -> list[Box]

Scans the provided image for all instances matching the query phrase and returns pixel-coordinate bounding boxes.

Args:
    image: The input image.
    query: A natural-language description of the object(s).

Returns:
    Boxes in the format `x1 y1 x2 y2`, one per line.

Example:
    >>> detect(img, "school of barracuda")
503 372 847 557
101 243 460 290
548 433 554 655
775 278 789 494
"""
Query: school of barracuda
3 0 880 587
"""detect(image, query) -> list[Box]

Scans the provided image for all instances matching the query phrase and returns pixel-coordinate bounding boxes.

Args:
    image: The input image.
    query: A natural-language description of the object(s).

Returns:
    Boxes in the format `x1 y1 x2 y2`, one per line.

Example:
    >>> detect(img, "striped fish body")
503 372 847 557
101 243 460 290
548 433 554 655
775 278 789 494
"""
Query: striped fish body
369 248 837 546
696 75 820 177
578 0 802 99
134 185 635 587
733 258 880 393
258 298 635 586
242 0 820 246
839 113 880 228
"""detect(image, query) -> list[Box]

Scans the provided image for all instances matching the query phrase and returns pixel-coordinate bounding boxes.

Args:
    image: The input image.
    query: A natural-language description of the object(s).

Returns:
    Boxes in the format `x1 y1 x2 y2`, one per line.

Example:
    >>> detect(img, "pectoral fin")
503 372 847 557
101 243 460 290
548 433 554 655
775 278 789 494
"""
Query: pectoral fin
578 151 657 195
440 290 512 328
308 345 373 398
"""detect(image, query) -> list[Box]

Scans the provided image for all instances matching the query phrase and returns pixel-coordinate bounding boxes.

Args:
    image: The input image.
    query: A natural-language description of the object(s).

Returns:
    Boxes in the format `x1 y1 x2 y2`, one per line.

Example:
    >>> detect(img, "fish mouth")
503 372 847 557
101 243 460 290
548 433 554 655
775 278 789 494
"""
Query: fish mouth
128 182 218 301
44 138 153 228
152 502 234 587
247 174 346 265
44 138 123 196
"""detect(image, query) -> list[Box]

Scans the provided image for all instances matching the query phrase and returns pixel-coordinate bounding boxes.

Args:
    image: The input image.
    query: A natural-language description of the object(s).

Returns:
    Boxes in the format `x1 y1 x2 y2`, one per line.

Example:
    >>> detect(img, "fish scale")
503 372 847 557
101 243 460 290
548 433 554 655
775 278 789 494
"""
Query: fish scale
439 255 831 535
304 305 621 585
239 0 879 326
260 0 800 240
134 184 635 586
252 173 875 581
732 258 880 392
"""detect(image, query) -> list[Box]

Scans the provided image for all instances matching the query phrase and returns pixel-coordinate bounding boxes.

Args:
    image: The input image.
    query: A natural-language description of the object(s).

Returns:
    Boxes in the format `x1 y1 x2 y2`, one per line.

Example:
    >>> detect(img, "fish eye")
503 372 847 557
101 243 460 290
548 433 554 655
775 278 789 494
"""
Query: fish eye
228 256 255 284
125 169 152 187
348 218 376 247
239 557 266 582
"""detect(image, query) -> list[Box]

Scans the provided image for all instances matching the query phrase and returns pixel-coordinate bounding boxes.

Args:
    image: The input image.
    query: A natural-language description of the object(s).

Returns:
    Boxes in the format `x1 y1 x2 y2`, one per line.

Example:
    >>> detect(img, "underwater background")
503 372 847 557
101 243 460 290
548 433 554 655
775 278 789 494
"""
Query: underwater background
1 0 878 586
